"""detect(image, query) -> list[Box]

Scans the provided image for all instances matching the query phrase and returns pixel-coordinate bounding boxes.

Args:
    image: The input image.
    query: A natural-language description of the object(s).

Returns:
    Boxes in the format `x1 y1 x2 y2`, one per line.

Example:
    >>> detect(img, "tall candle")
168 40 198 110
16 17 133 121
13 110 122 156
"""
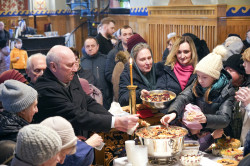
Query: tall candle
129 58 133 85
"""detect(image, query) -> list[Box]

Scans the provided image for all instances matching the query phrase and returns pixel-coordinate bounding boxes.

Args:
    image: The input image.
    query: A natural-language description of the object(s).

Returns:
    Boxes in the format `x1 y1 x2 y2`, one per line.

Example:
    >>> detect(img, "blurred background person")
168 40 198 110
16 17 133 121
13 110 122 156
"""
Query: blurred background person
0 39 10 74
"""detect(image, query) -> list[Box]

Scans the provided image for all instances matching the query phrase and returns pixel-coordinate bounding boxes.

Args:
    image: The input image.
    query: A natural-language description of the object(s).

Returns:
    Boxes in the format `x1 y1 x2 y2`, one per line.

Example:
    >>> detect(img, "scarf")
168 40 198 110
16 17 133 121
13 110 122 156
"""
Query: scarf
200 73 229 99
174 61 194 90
131 45 156 90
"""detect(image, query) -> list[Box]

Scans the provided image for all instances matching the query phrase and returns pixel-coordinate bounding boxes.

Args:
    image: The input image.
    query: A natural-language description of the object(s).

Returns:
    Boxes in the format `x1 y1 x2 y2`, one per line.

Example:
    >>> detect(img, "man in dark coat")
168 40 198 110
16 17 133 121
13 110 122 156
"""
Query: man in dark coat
95 17 115 55
34 45 138 137
0 21 9 42
81 37 112 109
105 25 133 83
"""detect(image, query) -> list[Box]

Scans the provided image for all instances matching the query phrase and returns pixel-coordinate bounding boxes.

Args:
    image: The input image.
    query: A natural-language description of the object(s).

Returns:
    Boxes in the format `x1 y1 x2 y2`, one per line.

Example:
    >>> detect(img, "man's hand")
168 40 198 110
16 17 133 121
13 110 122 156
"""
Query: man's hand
115 114 139 132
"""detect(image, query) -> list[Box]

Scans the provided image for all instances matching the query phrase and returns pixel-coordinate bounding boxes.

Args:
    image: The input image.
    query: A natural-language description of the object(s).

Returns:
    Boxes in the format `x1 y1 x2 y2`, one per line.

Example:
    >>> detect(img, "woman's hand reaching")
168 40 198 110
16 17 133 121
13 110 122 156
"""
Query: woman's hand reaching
160 113 177 127
140 89 150 97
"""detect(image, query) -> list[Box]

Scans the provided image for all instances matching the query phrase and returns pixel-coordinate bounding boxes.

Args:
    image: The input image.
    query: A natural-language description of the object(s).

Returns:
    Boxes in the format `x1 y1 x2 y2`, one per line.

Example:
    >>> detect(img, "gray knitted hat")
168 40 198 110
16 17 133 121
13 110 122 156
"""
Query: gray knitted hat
15 124 62 165
41 116 77 154
0 80 37 113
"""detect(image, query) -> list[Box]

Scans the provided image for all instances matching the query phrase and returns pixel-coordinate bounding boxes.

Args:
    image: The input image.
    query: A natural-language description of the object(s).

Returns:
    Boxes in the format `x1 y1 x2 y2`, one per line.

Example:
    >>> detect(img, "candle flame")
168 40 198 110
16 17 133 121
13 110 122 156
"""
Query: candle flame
130 58 132 64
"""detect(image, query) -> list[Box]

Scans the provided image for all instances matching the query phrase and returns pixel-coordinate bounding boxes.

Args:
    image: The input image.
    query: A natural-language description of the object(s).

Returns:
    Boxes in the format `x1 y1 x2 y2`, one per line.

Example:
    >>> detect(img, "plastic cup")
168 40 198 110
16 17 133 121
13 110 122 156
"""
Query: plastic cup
125 140 135 163
131 145 148 166
95 142 105 151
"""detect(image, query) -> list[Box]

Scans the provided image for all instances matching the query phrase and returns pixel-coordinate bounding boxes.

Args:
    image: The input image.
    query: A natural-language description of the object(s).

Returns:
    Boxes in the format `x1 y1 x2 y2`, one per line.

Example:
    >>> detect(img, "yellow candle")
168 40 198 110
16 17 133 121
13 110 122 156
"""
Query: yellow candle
129 58 133 85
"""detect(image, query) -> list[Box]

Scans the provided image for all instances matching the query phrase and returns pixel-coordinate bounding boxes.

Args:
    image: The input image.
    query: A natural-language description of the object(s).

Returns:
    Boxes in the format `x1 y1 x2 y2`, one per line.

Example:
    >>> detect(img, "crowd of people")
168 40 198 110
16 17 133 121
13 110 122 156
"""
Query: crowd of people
0 17 250 165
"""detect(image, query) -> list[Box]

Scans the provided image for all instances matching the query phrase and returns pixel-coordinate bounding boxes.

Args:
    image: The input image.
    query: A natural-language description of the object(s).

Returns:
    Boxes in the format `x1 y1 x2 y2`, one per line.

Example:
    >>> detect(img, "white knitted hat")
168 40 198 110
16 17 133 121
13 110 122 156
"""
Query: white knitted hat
15 124 62 165
0 80 37 113
195 45 228 79
41 116 77 154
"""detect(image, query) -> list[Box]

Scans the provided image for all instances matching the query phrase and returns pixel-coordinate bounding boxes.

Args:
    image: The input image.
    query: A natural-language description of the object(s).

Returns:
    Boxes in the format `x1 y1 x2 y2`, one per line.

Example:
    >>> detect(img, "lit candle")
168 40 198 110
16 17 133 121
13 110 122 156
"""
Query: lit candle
130 58 133 85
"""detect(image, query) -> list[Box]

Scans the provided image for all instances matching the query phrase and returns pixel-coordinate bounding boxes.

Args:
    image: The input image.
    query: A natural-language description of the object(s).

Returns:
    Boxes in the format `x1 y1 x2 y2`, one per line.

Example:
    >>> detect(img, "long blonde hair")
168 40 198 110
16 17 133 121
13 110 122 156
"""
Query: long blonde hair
243 47 250 62
165 36 198 70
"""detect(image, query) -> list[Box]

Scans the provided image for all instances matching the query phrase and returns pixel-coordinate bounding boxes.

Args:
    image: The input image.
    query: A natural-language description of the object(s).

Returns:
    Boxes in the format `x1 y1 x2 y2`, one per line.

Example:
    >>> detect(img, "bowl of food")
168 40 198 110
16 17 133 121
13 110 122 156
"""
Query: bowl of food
135 125 187 158
221 148 243 160
179 152 203 166
217 159 239 166
182 140 200 155
140 90 176 109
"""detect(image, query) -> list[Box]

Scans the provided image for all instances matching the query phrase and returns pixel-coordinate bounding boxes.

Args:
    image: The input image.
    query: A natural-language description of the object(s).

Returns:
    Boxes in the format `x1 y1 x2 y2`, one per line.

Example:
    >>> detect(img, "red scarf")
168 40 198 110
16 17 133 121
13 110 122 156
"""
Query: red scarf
173 61 194 90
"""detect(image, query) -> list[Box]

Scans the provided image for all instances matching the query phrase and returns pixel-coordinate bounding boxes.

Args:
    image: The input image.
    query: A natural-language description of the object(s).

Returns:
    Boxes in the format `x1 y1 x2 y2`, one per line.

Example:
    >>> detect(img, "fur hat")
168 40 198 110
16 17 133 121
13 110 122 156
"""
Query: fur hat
0 69 27 84
41 116 77 154
0 80 37 113
15 124 62 165
195 45 228 79
127 34 147 53
224 54 245 75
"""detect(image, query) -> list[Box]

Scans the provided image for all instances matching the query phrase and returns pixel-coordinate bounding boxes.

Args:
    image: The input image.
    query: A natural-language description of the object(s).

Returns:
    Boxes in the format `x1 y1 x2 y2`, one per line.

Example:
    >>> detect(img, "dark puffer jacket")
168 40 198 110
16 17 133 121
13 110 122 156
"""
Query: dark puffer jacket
0 111 29 142
80 52 112 109
156 63 196 95
119 64 152 106
168 70 235 130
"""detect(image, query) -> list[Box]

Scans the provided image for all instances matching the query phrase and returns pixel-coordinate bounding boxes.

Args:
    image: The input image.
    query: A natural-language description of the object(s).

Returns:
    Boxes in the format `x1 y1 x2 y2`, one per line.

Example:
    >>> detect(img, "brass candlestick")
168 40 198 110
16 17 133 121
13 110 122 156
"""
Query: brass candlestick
127 85 138 115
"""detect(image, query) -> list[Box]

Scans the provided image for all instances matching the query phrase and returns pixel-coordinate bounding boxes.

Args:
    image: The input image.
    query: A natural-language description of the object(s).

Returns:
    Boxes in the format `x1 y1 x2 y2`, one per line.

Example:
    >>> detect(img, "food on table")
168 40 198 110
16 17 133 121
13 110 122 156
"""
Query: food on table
180 153 203 166
136 126 187 139
221 148 243 160
217 159 239 166
221 148 243 156
142 93 173 102
234 154 244 161
213 138 241 149
139 119 150 127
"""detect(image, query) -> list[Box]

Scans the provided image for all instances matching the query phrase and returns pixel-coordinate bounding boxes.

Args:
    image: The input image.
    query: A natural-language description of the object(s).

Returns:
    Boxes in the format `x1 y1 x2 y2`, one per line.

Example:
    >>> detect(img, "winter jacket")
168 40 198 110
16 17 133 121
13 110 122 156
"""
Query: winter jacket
0 46 10 74
80 52 112 109
95 33 113 55
77 65 97 86
105 41 125 83
34 68 112 137
156 63 196 96
119 64 157 106
10 48 28 69
168 70 235 131
0 111 29 142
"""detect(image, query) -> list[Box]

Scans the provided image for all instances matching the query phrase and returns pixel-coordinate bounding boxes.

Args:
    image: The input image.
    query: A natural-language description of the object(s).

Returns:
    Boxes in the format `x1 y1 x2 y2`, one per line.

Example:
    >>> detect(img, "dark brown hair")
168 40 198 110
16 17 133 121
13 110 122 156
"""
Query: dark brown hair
100 17 115 25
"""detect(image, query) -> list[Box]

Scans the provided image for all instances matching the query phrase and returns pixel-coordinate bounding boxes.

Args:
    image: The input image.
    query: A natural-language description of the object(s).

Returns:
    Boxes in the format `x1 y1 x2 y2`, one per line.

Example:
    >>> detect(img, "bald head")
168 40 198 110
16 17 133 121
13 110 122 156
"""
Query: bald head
26 53 46 84
47 45 78 84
